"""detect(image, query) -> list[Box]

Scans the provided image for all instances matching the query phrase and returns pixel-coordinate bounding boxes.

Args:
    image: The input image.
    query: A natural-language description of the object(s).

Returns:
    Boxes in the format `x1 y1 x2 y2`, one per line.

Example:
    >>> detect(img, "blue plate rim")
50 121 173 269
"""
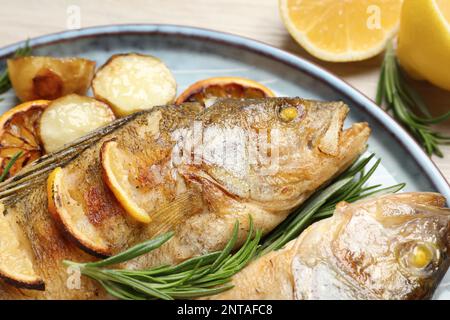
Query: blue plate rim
0 23 449 200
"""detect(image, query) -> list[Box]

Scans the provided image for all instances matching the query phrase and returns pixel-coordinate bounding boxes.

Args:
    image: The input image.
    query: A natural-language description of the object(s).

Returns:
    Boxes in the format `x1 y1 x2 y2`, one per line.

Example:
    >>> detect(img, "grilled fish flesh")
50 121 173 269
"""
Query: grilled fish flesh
209 193 450 300
0 97 370 299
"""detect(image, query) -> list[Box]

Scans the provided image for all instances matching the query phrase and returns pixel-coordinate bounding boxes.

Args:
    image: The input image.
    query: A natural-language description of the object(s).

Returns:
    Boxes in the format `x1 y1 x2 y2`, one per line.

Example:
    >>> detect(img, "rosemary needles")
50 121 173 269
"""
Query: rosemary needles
0 151 23 182
376 42 450 157
64 217 262 300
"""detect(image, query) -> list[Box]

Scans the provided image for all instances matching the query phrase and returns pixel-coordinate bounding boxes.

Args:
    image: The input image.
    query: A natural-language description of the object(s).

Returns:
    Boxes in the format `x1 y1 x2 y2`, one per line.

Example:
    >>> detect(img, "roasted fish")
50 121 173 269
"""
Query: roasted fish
0 97 370 299
209 193 450 300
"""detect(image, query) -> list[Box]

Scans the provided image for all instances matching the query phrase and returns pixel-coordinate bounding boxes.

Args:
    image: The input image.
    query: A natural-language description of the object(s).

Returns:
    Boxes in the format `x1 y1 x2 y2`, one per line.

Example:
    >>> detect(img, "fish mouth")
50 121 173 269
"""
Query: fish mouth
339 122 371 153
316 101 370 158
340 192 450 227
381 192 448 208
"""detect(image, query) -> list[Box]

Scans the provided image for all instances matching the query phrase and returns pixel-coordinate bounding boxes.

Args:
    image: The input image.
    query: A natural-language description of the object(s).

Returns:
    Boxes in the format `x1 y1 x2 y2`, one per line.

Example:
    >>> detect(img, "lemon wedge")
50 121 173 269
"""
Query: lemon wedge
397 0 450 90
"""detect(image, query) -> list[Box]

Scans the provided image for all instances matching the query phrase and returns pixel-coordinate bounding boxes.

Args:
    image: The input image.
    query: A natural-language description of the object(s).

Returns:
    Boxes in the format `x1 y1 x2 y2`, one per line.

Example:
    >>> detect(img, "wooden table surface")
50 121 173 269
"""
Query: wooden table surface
0 0 449 182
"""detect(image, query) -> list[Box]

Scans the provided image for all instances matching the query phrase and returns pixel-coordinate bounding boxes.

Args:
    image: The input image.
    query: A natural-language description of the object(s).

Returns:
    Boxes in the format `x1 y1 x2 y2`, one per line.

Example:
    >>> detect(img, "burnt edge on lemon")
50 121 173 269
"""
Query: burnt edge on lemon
175 77 275 105
0 100 50 179
0 270 44 291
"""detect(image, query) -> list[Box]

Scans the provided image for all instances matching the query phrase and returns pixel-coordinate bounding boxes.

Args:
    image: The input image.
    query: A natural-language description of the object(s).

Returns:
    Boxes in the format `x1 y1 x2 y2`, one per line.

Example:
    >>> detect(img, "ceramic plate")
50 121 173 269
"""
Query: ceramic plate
0 24 449 299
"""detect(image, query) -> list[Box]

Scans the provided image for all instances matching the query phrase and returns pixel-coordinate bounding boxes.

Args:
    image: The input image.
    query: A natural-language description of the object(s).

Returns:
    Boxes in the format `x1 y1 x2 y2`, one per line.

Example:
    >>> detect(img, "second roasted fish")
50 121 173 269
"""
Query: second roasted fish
209 193 450 300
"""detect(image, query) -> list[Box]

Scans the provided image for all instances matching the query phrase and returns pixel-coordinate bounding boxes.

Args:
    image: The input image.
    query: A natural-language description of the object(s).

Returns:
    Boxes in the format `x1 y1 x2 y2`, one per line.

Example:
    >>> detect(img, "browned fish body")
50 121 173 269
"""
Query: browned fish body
0 98 370 299
209 193 450 300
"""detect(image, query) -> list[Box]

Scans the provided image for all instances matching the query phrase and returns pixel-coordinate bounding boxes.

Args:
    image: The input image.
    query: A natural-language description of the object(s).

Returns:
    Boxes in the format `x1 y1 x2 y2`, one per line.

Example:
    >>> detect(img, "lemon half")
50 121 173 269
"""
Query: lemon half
397 0 450 91
279 0 402 62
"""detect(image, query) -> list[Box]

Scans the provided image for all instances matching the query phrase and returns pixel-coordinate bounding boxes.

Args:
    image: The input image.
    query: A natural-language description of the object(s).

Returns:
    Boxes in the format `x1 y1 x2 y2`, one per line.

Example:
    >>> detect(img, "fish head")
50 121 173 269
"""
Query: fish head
209 97 357 157
196 98 370 210
331 192 450 299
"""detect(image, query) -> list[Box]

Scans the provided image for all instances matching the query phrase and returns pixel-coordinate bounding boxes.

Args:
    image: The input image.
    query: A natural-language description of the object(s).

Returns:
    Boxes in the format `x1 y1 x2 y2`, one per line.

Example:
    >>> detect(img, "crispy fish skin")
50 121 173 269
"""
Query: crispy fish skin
51 98 369 264
209 193 450 300
128 98 370 268
0 98 369 299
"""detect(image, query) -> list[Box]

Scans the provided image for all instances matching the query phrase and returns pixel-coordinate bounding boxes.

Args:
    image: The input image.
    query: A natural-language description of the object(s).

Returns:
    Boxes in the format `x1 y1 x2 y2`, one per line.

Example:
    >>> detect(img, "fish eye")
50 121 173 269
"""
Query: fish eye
409 243 434 268
397 241 440 275
279 106 300 122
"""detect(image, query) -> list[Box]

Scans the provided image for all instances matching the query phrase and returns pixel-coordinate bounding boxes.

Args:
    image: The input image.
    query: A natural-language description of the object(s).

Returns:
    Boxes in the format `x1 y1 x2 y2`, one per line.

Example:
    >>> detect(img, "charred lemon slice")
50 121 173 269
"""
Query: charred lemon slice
47 167 110 257
0 203 44 290
0 100 50 179
175 77 275 105
100 140 151 223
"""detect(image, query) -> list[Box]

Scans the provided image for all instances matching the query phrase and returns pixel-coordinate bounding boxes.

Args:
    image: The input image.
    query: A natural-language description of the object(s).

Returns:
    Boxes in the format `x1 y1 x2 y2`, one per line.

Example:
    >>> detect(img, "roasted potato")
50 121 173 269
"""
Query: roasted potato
39 94 115 153
7 56 95 102
92 53 177 116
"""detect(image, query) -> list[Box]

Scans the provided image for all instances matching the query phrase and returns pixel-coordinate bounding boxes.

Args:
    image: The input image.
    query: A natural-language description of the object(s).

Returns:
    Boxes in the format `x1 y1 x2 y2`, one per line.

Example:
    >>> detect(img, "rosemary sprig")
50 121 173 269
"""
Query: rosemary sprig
0 40 32 94
64 153 403 300
376 42 450 157
64 217 262 300
0 151 23 182
257 154 405 256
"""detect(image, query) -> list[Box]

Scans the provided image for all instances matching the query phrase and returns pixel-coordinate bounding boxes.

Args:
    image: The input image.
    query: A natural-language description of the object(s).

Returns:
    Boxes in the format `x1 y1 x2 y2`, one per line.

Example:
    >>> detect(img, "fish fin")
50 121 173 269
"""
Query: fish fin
144 191 198 237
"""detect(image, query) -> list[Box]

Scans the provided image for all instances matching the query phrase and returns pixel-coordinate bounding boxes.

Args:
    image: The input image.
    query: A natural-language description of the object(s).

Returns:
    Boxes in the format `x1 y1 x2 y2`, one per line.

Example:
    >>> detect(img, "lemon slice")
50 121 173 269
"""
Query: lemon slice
0 100 50 178
397 0 450 90
100 140 151 223
47 167 110 257
0 203 44 290
176 77 275 105
279 0 402 62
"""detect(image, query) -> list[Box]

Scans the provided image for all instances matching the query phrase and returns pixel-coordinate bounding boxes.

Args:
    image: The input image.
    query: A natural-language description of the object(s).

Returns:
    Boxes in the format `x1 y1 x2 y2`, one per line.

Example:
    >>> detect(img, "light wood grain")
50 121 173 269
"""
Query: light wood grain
0 0 448 181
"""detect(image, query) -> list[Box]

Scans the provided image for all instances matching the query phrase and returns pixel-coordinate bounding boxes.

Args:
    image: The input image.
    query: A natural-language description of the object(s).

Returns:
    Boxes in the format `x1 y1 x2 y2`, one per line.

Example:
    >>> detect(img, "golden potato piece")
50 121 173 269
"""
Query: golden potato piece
39 94 115 153
7 56 95 102
0 203 44 290
92 53 177 116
